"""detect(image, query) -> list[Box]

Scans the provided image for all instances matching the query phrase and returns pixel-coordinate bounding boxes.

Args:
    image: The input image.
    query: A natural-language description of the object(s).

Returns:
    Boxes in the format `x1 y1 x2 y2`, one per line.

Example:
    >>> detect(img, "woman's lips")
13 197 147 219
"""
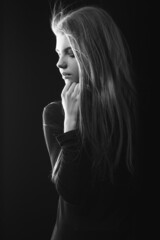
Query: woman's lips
62 74 72 79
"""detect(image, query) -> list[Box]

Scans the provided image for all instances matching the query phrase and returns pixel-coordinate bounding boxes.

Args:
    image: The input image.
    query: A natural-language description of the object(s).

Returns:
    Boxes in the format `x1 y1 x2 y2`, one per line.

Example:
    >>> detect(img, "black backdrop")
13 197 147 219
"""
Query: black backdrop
1 0 150 239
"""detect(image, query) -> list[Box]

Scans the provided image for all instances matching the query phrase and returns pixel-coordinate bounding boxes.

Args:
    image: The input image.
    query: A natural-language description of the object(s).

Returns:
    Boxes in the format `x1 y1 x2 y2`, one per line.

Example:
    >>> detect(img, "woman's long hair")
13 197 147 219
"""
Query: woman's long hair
51 3 137 184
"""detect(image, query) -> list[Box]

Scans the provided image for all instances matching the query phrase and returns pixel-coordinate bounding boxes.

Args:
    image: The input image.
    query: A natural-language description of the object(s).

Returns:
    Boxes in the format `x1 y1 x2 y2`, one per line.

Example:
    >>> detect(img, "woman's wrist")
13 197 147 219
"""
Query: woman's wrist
64 118 77 133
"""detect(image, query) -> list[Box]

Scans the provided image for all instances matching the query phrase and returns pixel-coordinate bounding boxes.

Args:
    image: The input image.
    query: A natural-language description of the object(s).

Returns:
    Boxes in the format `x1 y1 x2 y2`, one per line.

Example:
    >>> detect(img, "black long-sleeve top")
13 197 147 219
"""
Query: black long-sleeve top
42 101 136 240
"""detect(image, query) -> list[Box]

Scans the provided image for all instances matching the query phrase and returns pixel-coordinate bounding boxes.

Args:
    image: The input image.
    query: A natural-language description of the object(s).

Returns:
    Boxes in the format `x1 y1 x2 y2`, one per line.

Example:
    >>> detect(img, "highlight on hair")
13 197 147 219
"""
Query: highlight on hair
51 2 137 184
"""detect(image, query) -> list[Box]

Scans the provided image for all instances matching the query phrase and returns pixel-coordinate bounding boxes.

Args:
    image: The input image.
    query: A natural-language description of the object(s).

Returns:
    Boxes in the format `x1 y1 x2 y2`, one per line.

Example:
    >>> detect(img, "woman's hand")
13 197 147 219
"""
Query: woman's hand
61 81 80 132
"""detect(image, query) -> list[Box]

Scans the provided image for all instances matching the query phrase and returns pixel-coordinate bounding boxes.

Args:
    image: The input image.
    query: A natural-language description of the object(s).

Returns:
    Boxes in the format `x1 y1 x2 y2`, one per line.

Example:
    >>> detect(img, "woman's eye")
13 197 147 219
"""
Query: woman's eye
68 50 75 58
55 49 75 58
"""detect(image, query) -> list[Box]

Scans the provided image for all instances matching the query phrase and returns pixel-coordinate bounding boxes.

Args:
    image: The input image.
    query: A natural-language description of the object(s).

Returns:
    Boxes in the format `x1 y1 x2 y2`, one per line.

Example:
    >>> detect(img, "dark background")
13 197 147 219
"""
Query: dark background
1 0 150 239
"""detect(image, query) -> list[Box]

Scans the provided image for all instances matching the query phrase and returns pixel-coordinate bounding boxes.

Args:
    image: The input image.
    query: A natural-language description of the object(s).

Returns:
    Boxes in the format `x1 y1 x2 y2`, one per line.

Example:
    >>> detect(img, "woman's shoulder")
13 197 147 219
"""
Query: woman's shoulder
42 100 64 126
43 100 62 113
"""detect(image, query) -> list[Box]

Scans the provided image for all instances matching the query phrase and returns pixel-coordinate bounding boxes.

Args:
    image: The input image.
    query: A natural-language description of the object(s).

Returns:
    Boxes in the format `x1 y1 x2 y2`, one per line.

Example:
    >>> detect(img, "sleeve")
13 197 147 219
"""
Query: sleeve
42 101 64 170
54 130 91 204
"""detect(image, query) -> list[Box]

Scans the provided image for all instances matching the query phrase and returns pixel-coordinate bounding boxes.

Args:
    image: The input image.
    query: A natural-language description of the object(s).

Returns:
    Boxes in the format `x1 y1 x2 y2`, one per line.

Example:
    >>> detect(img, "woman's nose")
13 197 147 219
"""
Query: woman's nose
56 57 67 69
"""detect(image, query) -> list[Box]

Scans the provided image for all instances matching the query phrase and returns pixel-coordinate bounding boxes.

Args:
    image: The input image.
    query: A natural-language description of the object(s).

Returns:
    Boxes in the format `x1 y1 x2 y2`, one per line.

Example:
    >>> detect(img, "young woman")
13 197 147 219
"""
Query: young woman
42 3 137 240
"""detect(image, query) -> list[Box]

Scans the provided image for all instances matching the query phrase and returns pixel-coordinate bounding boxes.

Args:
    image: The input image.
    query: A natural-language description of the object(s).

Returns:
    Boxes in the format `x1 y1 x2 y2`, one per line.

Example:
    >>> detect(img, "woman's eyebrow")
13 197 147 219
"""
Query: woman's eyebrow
55 47 72 53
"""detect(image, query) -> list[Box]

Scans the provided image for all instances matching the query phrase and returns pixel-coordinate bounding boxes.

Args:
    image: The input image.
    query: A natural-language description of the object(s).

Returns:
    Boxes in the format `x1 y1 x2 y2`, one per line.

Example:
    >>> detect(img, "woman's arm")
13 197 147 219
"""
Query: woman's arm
42 101 90 205
43 84 91 204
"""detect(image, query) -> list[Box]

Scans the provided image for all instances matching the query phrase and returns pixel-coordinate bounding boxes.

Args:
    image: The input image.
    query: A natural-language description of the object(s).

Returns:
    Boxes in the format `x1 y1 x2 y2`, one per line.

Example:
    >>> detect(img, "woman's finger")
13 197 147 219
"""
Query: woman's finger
71 83 80 97
75 91 80 100
61 81 72 96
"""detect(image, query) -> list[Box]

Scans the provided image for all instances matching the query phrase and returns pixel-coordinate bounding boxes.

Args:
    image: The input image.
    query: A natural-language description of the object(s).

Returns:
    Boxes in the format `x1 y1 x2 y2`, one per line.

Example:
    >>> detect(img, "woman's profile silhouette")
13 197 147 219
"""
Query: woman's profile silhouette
43 3 137 239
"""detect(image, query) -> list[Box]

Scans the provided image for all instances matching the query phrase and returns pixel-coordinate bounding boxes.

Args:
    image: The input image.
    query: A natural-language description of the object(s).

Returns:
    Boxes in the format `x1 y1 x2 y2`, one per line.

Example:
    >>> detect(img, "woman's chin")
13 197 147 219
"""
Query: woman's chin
64 79 78 84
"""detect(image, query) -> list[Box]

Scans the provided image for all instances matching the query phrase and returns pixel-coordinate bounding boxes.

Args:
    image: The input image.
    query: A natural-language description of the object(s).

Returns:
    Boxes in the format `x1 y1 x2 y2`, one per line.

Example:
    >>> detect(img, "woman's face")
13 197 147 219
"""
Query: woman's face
55 33 79 84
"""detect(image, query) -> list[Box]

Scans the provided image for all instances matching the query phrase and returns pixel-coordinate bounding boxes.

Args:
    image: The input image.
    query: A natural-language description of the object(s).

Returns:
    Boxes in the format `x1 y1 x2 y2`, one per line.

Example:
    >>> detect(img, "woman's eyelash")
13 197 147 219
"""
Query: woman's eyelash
70 53 75 57
67 50 75 57
56 50 75 58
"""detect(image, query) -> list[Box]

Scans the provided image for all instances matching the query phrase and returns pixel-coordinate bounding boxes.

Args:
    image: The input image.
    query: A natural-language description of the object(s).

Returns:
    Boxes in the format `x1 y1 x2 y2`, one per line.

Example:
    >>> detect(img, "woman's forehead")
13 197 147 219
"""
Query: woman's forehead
55 33 71 52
